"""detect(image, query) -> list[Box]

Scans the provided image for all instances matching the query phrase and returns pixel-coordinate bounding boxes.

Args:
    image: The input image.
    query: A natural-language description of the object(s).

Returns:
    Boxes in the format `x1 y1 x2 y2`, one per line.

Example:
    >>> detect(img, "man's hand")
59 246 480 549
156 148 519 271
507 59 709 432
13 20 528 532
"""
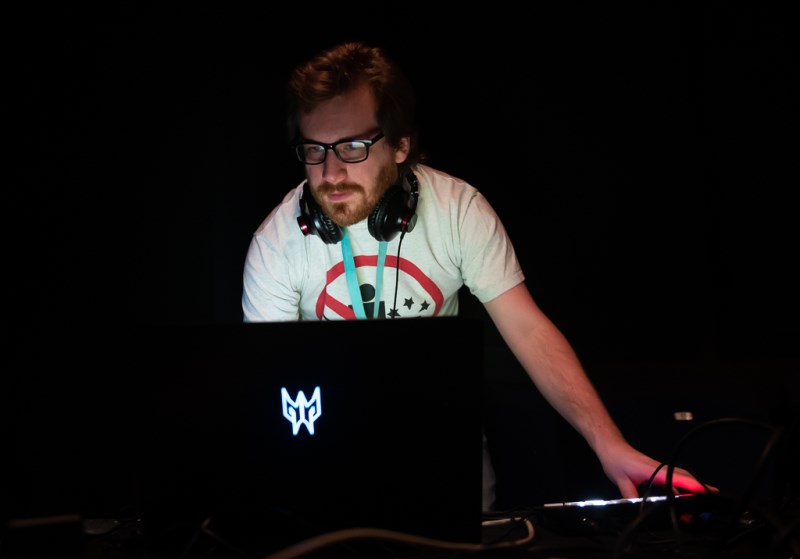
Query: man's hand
597 442 713 499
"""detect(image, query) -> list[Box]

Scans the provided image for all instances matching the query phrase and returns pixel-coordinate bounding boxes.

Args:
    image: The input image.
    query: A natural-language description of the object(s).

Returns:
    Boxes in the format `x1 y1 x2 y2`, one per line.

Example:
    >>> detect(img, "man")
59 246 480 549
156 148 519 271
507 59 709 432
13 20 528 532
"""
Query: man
242 40 706 510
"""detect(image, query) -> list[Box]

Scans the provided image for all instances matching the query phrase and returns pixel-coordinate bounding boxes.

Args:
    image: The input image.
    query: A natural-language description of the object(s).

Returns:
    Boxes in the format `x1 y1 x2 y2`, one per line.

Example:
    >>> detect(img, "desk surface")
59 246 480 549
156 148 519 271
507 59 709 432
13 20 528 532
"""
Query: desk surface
5 496 798 559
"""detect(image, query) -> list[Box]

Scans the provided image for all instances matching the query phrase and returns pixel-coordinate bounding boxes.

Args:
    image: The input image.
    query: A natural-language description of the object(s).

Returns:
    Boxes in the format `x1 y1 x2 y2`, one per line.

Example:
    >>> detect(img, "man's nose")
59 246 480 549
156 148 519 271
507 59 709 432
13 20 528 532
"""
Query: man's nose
320 151 348 183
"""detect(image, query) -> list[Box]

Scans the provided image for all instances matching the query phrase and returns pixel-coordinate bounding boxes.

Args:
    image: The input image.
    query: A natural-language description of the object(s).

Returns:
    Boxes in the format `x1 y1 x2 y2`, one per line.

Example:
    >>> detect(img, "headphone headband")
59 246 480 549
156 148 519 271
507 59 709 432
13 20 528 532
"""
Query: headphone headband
297 171 419 244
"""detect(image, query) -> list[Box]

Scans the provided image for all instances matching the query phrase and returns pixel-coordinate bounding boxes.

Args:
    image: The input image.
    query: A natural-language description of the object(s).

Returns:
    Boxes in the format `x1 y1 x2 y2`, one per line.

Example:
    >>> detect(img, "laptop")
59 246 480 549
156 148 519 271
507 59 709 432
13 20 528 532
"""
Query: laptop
131 316 485 556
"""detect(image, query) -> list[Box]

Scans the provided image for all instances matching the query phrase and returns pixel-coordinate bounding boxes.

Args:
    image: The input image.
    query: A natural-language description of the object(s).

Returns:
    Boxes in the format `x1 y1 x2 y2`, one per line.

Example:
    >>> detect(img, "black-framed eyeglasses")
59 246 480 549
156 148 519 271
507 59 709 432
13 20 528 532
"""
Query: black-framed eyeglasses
293 132 385 165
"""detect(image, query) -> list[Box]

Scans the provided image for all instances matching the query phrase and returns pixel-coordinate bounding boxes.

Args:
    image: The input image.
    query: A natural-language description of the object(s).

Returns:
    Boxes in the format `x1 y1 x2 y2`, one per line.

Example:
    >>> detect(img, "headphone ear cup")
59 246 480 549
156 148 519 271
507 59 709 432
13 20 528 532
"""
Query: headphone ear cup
368 184 404 242
297 184 343 244
315 209 343 245
368 172 419 242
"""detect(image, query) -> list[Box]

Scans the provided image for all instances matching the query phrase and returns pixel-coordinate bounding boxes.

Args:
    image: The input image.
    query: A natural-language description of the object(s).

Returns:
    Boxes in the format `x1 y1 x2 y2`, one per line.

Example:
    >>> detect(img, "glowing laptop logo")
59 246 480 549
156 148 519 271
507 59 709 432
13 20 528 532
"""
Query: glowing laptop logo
281 386 322 435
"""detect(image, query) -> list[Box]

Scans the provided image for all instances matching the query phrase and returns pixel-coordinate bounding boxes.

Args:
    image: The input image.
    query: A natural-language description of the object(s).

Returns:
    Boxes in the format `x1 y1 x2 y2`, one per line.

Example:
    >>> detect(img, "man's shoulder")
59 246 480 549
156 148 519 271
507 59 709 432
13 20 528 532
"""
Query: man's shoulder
414 163 474 189
253 182 304 237
415 163 458 182
414 164 479 202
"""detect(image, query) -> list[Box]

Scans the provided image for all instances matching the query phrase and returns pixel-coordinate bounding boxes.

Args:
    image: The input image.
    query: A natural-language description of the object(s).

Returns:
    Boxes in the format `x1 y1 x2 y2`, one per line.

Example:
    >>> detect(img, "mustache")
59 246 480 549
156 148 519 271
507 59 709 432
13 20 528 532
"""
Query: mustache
317 182 364 196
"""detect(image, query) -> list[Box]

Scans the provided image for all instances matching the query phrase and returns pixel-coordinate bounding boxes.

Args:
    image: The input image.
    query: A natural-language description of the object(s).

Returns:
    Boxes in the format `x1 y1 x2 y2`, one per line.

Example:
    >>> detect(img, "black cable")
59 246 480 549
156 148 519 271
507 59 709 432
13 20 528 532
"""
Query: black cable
663 417 775 558
391 230 406 318
613 417 785 559
735 424 786 511
770 513 800 557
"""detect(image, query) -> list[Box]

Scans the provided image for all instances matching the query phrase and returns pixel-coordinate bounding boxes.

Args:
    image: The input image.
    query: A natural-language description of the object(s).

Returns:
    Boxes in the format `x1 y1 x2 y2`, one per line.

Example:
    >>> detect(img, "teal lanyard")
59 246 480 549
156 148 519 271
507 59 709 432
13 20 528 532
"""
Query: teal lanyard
341 228 387 319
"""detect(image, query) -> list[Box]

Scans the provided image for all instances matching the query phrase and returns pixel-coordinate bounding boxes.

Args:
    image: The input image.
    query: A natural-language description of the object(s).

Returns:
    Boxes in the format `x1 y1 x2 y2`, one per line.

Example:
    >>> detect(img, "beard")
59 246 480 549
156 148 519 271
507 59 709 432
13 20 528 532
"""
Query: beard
312 164 397 228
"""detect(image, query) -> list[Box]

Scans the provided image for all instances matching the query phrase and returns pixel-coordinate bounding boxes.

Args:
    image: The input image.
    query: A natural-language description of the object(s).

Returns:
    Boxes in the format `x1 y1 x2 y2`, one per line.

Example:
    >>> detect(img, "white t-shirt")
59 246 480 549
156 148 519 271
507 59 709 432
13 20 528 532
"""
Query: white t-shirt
242 164 525 322
243 163 525 511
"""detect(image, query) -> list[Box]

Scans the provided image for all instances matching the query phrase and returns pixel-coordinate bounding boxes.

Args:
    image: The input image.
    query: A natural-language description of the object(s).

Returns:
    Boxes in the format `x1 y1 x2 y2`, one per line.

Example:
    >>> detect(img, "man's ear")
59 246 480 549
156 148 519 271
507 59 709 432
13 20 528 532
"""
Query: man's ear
394 136 410 164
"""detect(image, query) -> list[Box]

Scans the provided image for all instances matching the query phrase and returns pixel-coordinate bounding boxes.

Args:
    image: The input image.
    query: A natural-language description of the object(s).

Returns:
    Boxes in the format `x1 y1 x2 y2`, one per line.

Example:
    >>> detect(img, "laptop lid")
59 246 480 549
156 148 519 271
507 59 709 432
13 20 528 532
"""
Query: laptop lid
133 316 485 555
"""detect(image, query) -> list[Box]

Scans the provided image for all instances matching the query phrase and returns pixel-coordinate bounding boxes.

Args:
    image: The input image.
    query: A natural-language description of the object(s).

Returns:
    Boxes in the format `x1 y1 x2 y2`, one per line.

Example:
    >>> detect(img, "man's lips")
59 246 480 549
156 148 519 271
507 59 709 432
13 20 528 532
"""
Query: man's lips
326 189 354 203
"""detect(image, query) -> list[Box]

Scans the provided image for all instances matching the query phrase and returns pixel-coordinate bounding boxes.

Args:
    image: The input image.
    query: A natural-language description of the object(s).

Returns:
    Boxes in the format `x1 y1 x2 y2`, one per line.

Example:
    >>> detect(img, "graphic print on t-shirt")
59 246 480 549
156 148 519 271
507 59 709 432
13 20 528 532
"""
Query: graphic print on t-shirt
316 254 443 320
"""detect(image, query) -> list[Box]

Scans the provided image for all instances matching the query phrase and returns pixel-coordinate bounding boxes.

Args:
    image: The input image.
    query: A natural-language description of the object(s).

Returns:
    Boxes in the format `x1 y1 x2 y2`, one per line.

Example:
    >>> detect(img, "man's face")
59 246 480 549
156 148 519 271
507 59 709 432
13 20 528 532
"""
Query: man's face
298 84 409 228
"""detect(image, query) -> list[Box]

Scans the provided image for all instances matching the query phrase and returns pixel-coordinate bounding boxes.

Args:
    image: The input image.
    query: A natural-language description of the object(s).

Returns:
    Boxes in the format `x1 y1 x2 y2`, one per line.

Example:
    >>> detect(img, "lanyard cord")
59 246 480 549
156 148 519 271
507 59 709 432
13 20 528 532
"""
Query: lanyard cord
341 228 387 320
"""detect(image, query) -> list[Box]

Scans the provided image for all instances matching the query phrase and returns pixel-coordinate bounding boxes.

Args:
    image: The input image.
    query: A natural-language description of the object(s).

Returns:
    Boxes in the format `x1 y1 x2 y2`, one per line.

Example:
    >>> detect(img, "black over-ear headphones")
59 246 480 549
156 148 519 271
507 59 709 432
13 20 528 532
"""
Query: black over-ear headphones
297 171 419 244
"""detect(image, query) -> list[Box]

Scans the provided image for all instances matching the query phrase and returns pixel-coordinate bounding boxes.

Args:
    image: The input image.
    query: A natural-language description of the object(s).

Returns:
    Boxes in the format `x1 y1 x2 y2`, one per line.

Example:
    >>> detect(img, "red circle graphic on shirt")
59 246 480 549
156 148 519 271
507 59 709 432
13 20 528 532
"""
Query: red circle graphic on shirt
315 255 443 319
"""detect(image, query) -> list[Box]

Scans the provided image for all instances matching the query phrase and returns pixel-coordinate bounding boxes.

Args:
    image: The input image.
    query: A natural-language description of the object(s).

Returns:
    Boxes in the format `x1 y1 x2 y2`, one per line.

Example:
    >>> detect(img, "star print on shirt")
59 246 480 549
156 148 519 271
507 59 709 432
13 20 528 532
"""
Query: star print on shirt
316 254 444 319
389 297 431 317
401 297 431 314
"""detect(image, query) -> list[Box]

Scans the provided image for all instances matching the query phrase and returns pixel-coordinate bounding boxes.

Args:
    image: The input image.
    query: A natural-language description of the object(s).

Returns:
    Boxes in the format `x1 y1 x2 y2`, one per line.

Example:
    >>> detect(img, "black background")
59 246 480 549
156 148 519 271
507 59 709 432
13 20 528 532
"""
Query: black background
5 3 799 513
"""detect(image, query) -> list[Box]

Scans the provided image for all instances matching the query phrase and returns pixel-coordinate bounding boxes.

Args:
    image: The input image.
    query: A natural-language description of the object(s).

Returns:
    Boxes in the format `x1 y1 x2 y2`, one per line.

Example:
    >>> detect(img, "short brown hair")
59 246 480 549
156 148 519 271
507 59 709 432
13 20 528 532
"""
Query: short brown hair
286 41 421 170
